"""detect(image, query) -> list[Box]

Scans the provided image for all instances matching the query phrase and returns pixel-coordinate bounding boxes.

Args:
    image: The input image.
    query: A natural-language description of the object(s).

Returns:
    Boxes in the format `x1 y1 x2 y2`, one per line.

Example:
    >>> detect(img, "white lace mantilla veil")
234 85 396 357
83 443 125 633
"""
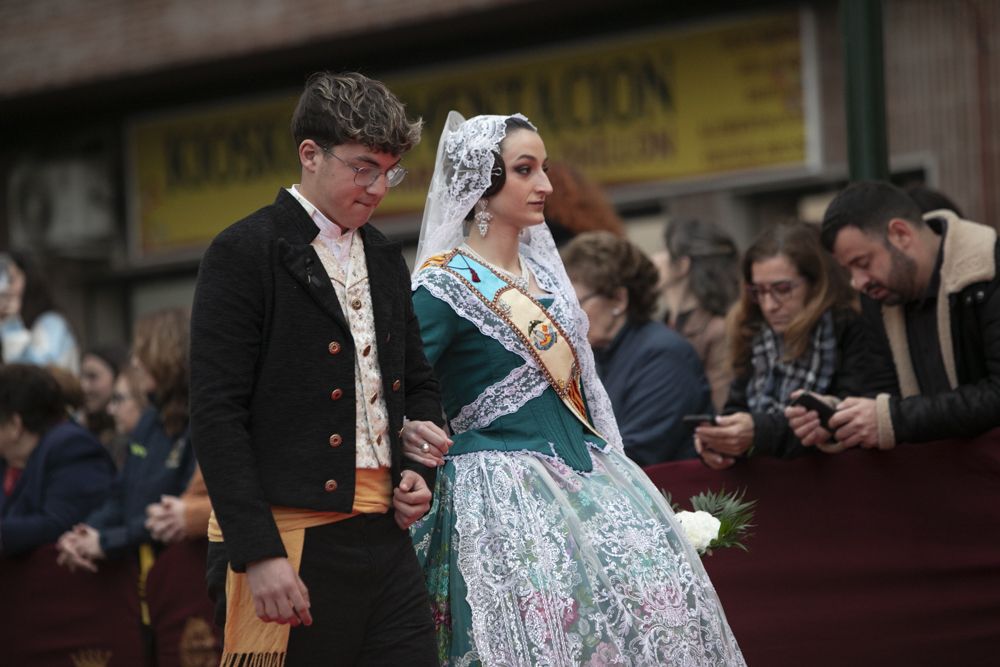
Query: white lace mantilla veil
412 110 624 452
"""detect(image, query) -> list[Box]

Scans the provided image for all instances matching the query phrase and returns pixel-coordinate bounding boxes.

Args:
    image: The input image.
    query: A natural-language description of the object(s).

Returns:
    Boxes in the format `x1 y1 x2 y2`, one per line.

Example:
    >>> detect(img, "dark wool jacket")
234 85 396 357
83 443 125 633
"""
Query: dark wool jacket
0 421 115 556
865 212 1000 446
724 308 869 459
190 189 443 571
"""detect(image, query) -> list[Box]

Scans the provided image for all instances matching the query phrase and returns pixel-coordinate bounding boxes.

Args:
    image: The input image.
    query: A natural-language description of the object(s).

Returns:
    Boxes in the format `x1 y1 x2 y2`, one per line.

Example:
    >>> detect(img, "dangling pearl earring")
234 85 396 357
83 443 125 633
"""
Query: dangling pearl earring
611 307 623 316
474 199 492 237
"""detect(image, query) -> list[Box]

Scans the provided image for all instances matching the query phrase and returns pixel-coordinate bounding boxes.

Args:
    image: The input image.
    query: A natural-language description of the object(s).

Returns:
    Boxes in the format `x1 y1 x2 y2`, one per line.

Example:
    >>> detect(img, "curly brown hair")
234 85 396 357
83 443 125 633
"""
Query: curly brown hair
132 307 189 439
562 231 660 323
291 71 422 155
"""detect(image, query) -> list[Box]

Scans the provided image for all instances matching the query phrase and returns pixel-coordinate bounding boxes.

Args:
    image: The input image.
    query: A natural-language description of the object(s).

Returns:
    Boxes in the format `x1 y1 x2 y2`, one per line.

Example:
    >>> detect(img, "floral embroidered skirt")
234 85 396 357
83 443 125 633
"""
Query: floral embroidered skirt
410 447 746 667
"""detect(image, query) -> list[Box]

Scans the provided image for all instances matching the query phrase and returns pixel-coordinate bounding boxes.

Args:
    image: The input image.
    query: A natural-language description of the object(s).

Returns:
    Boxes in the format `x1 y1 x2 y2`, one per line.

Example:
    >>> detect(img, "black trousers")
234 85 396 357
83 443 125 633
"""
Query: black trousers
207 513 437 666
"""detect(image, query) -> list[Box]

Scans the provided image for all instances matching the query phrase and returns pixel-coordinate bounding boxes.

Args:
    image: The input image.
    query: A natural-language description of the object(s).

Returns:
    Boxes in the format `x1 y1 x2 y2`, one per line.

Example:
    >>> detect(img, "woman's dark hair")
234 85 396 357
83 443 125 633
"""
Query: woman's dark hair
463 116 537 223
10 251 57 329
562 231 661 323
132 307 190 439
0 364 67 434
663 218 740 317
83 344 130 382
82 344 129 438
729 221 856 370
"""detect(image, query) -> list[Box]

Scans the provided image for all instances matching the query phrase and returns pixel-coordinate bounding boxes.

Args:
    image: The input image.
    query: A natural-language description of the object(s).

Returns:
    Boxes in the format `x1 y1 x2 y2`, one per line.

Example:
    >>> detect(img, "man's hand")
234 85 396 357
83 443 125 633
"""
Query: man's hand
694 412 754 457
829 397 880 448
393 470 432 529
145 495 188 544
246 557 312 626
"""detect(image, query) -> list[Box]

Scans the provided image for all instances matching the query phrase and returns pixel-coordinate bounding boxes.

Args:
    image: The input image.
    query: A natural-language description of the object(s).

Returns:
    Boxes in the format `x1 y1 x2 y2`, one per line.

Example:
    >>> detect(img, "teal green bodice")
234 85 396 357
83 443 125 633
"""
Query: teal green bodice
413 287 604 472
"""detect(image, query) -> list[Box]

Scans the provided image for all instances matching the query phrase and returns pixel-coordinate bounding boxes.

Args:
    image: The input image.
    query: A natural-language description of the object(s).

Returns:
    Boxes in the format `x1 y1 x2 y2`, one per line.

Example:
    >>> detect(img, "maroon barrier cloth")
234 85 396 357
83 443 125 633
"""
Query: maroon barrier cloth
145 538 222 667
0 544 145 666
645 429 1000 667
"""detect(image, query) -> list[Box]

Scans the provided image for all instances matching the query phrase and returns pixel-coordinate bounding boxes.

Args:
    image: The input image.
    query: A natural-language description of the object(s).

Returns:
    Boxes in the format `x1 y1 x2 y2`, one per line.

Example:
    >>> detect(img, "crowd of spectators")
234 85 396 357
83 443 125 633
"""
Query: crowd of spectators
1 178 996 664
0 292 219 665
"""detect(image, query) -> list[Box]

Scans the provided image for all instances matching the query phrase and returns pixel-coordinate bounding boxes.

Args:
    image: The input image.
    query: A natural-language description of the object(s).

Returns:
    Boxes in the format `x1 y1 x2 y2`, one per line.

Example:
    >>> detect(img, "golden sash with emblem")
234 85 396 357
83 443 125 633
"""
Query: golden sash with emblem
423 249 602 438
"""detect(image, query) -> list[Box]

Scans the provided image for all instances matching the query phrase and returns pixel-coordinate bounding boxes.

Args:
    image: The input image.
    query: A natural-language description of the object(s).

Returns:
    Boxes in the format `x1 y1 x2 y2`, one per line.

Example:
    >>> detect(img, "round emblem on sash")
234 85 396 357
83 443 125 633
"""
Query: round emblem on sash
528 319 557 351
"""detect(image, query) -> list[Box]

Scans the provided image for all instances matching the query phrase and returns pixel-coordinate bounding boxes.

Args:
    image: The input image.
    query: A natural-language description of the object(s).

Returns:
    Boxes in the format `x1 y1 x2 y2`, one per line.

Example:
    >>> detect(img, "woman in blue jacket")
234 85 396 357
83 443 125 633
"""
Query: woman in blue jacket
0 364 114 556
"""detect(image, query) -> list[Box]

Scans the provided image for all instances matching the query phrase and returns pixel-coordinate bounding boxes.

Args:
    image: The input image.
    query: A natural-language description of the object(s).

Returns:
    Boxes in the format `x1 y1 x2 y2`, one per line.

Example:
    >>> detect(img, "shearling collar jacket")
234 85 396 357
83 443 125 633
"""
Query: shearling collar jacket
868 210 1000 447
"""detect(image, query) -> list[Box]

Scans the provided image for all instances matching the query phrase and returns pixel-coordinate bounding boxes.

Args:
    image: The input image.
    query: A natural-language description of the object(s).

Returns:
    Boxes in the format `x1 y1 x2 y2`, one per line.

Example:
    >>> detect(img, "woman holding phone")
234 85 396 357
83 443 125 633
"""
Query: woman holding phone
695 222 868 467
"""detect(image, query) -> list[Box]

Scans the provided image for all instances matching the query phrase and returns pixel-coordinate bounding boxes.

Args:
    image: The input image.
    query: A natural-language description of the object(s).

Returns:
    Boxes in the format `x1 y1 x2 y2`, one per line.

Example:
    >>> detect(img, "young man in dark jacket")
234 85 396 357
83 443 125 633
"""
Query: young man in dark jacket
190 72 447 666
788 180 1000 450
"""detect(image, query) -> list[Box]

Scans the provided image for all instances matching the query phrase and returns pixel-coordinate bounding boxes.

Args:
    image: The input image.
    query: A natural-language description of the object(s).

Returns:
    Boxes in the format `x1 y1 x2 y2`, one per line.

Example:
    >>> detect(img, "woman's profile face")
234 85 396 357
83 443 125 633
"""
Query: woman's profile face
749 253 809 335
80 354 116 414
486 129 553 233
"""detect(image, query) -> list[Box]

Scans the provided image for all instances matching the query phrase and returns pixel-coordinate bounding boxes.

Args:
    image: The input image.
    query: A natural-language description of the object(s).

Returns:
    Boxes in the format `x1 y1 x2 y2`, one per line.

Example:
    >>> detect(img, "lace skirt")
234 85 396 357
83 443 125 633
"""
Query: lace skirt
410 447 746 667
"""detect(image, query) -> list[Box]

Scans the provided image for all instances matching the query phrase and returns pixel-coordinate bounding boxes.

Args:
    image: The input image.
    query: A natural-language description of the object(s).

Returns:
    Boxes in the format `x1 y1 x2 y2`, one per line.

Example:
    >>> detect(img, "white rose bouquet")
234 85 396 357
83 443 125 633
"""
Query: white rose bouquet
664 488 756 556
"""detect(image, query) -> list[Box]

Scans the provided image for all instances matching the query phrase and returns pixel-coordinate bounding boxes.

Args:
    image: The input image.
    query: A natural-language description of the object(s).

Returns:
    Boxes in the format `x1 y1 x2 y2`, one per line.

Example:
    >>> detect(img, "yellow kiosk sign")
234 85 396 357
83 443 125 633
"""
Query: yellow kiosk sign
128 10 815 259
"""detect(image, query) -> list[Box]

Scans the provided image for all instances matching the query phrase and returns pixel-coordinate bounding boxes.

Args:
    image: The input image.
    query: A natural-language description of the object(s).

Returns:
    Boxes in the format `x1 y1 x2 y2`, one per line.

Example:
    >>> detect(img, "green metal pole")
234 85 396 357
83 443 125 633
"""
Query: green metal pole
841 0 889 182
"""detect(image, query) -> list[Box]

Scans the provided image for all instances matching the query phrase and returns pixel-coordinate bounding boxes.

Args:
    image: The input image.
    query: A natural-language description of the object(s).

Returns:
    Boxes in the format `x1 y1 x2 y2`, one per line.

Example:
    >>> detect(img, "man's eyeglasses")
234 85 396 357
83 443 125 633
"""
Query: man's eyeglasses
746 280 802 304
321 146 407 188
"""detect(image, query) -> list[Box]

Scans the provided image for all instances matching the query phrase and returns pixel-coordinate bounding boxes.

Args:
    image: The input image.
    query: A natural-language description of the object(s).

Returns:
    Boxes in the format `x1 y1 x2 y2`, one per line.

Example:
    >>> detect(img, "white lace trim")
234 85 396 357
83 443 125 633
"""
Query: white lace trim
414 247 623 454
450 363 549 434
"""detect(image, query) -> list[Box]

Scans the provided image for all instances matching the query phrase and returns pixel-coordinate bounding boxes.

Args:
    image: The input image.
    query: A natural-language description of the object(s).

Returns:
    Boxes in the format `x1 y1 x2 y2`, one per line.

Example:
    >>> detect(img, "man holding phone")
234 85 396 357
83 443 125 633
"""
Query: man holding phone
789 181 1000 450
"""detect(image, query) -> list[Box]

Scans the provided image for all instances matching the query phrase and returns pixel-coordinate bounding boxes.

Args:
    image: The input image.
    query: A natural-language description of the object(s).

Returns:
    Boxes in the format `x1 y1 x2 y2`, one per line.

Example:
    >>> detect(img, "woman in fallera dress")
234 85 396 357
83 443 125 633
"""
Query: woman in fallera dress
400 111 745 666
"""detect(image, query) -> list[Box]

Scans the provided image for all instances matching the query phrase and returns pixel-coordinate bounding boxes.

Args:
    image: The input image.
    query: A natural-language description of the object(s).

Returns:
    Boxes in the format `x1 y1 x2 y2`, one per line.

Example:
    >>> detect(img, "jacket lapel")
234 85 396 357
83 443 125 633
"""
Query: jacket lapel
278 239 350 331
272 190 350 331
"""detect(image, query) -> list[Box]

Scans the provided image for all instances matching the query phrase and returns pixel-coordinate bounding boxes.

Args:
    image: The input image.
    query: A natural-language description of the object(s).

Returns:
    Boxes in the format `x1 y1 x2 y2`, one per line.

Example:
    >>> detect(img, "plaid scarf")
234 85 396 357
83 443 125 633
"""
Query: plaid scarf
746 310 837 415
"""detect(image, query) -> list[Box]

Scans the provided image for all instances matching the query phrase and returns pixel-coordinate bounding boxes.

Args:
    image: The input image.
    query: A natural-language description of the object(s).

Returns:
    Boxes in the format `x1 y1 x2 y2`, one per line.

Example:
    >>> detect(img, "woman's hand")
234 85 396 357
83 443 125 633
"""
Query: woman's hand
55 524 102 573
695 412 754 457
400 419 453 467
694 434 736 470
146 495 188 544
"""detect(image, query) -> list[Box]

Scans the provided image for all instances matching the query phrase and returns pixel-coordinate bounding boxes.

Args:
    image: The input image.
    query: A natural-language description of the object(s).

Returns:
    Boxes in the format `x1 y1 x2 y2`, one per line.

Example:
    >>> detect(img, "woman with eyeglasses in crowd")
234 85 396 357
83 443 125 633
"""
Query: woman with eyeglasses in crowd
694 221 869 468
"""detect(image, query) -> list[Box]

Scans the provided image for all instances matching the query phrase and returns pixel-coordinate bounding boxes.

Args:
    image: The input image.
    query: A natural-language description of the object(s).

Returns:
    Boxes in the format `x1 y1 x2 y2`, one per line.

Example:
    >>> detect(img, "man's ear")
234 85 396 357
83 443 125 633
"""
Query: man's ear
886 217 915 250
299 140 323 172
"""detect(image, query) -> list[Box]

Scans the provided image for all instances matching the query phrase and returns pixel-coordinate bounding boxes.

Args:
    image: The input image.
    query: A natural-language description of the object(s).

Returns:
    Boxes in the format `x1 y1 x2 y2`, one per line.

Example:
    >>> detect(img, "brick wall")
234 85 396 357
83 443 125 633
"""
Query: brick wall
0 0 520 97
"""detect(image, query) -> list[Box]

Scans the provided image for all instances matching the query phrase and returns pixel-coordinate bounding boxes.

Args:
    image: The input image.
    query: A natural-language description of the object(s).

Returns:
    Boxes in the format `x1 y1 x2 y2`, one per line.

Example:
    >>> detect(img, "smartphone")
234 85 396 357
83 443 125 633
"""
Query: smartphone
682 414 718 426
789 392 836 430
